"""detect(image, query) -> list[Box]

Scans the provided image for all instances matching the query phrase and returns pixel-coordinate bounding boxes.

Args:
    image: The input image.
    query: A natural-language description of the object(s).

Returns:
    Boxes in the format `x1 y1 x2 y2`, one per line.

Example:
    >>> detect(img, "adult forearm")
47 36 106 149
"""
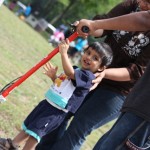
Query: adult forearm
92 29 104 37
93 11 150 31
105 68 131 81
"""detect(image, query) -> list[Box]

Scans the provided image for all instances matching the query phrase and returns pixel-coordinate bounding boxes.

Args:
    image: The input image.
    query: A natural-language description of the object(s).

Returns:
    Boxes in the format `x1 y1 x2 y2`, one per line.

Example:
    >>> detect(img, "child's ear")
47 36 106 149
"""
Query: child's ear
98 66 106 72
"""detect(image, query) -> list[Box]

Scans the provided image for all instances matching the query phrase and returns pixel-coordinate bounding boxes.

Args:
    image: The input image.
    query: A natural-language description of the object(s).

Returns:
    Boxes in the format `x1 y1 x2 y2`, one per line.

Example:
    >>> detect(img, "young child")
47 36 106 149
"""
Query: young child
0 39 113 150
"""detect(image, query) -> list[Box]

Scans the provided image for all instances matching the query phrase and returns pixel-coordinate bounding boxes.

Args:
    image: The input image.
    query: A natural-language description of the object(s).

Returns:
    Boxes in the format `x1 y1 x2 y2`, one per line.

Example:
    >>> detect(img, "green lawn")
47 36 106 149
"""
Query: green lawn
0 5 115 150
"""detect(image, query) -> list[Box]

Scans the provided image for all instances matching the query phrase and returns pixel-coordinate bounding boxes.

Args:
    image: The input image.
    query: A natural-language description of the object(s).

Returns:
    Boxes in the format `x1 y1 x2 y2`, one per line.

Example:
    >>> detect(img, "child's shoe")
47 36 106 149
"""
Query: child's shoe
0 138 18 150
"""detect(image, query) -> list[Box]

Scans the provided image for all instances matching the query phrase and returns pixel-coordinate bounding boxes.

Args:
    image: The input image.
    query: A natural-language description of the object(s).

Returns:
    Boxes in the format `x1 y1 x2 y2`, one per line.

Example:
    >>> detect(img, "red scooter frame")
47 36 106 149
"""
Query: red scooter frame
0 32 78 102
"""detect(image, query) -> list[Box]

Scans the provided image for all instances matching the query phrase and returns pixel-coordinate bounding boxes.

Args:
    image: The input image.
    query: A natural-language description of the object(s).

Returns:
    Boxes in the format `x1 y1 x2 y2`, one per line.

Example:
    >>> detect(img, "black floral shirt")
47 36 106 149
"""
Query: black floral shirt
93 0 150 95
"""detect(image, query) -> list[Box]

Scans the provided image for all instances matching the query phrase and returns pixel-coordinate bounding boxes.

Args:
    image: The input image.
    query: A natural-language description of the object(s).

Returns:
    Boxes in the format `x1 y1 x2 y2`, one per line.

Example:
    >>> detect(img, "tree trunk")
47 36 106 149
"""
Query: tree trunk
50 0 76 24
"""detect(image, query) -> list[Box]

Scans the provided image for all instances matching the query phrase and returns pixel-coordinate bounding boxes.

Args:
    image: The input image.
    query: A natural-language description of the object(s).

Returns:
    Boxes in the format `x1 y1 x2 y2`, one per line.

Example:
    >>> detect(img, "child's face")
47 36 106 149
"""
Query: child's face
81 47 102 73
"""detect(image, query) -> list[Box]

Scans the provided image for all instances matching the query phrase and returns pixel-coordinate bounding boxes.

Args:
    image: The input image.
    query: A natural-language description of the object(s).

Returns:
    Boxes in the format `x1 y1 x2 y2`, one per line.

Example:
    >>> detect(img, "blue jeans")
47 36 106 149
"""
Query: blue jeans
51 87 125 150
93 112 150 150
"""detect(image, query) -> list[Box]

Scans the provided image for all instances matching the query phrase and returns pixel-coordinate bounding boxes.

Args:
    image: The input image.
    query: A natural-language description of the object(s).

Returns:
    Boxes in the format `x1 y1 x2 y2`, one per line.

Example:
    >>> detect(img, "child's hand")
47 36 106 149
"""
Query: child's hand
58 38 70 55
43 62 58 81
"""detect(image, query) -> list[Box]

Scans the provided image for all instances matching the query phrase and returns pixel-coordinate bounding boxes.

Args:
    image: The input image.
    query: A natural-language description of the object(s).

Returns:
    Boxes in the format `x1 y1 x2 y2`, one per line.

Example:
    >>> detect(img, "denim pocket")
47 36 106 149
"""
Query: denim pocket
123 120 150 150
126 138 150 150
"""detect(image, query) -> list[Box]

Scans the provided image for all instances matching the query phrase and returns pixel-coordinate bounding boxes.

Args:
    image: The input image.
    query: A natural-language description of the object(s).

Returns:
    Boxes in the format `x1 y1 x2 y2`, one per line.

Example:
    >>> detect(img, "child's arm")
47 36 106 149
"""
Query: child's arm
43 62 58 82
58 38 75 79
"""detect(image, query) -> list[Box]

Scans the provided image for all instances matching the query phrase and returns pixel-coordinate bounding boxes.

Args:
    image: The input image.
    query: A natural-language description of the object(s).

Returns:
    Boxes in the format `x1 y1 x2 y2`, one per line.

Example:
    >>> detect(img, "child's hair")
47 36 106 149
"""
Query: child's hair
84 41 113 68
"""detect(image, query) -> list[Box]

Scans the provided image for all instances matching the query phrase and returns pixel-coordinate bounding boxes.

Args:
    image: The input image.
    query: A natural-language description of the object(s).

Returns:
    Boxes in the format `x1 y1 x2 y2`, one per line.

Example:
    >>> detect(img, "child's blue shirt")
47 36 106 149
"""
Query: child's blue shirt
45 67 95 113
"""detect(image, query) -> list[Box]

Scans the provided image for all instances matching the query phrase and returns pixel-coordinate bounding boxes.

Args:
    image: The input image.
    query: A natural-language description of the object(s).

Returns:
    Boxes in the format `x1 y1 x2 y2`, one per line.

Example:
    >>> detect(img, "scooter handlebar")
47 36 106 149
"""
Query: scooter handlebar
81 26 90 33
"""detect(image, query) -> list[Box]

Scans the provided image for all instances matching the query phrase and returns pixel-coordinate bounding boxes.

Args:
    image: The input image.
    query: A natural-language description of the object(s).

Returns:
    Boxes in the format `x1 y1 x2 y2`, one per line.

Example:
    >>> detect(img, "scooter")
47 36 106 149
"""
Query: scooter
0 25 89 102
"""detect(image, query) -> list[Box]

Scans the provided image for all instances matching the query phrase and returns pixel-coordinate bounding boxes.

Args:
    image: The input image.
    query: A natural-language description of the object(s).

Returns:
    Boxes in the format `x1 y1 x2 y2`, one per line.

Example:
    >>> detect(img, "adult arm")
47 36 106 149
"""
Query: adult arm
104 68 131 81
77 11 150 37
91 68 130 90
92 0 136 37
92 44 150 90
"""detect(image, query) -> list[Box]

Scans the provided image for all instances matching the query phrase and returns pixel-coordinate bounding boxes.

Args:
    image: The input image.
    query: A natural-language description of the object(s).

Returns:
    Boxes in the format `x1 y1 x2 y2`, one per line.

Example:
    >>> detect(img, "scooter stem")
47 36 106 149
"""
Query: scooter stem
0 32 78 101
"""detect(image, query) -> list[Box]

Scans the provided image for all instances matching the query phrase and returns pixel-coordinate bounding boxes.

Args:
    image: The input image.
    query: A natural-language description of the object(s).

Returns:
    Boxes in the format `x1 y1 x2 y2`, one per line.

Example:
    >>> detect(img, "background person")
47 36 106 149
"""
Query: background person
49 28 65 46
8 0 17 11
16 3 32 17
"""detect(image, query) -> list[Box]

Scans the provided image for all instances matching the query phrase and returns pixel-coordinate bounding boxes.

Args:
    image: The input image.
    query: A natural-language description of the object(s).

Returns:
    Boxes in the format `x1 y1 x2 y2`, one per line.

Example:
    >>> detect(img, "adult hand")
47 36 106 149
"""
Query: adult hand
90 70 106 91
74 19 96 37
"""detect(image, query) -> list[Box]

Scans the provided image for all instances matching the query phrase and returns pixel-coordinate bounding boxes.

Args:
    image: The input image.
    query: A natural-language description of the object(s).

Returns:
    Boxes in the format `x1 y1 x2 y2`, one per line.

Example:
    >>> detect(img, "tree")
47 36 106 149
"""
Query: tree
12 0 122 26
50 0 76 24
50 0 122 26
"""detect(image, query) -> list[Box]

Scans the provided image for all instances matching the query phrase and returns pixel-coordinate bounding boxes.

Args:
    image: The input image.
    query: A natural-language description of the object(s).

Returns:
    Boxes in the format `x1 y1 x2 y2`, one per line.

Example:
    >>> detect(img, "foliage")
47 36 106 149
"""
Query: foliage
9 0 122 26
47 0 123 26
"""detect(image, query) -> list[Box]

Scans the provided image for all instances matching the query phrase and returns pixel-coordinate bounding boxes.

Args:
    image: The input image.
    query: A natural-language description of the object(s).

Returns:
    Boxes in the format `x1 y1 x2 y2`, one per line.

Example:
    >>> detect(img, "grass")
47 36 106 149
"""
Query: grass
0 5 115 150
